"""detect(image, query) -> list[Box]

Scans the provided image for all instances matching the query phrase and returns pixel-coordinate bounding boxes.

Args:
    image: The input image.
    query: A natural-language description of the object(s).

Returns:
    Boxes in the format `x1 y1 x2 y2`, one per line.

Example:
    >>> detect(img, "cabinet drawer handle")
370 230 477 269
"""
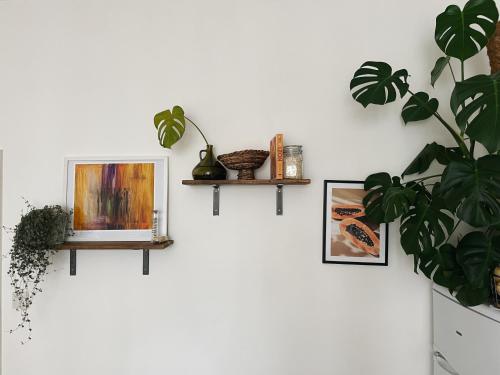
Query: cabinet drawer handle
434 351 459 375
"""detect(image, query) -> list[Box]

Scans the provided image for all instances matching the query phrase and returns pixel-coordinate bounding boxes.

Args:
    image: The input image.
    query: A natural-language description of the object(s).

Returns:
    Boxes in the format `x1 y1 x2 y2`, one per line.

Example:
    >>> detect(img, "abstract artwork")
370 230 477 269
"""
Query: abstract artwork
65 157 168 241
322 180 388 266
73 163 154 230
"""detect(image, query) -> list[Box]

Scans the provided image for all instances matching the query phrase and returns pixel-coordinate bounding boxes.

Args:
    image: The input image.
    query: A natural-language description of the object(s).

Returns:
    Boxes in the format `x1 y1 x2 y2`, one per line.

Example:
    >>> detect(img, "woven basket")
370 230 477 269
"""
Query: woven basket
218 150 269 180
487 22 500 74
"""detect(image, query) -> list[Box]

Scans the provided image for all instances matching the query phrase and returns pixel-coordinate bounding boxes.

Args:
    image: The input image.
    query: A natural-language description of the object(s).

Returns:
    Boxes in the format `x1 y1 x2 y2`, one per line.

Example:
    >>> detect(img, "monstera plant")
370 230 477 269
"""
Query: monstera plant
350 0 500 306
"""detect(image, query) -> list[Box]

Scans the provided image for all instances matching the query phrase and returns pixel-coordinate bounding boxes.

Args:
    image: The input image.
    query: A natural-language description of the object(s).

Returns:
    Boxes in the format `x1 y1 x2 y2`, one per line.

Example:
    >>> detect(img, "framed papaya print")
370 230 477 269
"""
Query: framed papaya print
322 180 388 266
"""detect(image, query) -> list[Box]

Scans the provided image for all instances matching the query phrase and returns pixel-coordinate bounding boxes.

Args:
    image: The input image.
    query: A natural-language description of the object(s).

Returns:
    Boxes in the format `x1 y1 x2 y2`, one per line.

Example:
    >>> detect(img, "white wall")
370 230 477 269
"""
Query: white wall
0 0 489 374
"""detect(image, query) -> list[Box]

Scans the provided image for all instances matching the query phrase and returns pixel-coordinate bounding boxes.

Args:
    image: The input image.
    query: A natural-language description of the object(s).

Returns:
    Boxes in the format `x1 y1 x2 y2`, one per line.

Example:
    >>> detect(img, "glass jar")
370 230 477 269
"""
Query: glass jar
284 145 303 179
151 210 159 243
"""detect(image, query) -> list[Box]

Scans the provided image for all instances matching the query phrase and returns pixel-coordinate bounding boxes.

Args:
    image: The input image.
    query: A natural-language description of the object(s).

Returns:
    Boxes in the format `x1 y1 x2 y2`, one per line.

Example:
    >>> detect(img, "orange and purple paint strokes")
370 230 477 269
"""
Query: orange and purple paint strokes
73 163 154 230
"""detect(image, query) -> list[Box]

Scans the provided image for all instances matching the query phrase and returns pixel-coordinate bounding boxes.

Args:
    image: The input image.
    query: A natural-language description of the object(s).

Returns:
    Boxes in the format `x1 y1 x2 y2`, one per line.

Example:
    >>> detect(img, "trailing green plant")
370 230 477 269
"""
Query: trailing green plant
350 0 500 306
154 105 209 148
7 201 72 343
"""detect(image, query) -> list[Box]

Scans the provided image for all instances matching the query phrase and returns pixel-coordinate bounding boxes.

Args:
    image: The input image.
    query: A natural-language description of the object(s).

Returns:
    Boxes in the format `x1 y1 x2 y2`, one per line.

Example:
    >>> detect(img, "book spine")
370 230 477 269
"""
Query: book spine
270 137 276 179
275 133 284 179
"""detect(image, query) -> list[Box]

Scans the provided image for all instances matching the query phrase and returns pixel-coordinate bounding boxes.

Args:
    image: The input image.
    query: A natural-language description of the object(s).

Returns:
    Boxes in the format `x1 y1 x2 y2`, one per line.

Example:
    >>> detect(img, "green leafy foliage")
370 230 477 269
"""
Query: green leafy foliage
435 0 498 61
350 61 409 107
154 105 186 149
363 173 416 223
439 155 500 227
401 92 439 124
451 73 500 153
350 0 500 306
7 202 72 344
454 232 500 305
400 192 454 271
419 244 465 289
431 56 451 87
402 142 462 177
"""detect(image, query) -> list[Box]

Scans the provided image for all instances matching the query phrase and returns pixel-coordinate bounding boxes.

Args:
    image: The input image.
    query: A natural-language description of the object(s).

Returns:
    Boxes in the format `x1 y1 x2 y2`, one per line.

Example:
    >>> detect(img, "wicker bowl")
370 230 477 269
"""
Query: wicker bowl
217 150 269 180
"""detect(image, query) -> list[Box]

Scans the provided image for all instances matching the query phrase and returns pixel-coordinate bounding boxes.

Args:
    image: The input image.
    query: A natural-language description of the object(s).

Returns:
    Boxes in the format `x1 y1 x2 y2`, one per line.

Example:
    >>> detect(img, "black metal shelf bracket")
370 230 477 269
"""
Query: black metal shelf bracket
143 249 149 275
276 184 284 215
68 249 151 275
70 249 77 276
213 184 220 216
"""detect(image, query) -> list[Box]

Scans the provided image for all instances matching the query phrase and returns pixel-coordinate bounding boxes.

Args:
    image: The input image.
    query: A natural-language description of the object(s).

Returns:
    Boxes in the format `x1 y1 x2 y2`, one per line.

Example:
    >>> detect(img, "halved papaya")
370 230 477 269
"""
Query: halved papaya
339 218 380 256
332 204 365 220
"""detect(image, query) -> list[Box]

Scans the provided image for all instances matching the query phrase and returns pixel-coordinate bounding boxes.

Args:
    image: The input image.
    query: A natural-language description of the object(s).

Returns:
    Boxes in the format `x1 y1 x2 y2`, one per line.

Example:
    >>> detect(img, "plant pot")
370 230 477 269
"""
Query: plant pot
487 22 500 73
192 144 227 180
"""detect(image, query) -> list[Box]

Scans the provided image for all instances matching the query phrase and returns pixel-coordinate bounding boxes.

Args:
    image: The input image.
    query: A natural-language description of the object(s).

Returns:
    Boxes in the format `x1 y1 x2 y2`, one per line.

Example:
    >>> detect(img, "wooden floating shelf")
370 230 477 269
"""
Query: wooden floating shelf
55 240 174 276
182 179 311 216
182 179 310 186
56 240 174 250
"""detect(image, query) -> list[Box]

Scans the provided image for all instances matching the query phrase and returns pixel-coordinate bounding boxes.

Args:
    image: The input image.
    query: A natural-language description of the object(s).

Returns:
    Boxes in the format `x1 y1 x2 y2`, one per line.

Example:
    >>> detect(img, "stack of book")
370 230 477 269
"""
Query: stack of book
269 133 284 179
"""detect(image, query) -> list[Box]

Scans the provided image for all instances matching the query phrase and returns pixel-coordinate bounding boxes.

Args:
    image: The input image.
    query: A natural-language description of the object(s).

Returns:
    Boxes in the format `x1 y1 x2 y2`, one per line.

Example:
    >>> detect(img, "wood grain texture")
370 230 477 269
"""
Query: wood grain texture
182 179 311 185
55 240 174 250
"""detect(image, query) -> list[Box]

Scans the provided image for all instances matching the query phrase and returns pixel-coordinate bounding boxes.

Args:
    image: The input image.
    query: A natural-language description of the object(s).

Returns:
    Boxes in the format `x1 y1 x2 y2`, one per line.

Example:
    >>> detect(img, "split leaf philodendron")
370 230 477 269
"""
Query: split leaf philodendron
350 0 500 306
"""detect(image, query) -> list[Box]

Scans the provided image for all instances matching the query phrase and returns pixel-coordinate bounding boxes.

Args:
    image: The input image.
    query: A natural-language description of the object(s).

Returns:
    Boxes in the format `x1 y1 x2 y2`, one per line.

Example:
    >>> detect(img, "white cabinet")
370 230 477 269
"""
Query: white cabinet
433 286 500 375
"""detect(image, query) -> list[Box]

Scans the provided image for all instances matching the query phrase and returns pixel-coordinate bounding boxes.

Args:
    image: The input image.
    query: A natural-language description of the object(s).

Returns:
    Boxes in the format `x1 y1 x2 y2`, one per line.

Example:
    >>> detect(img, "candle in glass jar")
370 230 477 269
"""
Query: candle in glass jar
284 145 303 179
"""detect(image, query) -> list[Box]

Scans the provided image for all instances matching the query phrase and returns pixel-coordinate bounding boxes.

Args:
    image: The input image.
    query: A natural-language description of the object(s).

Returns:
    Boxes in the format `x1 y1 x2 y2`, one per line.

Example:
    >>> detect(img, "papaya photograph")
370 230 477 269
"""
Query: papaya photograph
323 180 388 266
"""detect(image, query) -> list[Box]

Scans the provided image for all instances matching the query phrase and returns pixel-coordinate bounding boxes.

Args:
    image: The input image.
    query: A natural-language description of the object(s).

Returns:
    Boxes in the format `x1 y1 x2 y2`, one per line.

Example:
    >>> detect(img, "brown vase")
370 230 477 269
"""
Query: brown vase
487 22 500 74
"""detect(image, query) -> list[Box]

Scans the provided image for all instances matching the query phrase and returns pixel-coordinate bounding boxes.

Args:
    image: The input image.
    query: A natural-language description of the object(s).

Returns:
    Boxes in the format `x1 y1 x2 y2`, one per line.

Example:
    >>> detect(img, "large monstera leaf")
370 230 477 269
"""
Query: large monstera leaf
350 62 409 107
400 193 455 271
363 173 416 223
454 232 500 305
154 105 186 149
439 155 500 227
401 92 439 124
402 142 463 177
419 244 464 289
435 0 498 61
451 73 500 153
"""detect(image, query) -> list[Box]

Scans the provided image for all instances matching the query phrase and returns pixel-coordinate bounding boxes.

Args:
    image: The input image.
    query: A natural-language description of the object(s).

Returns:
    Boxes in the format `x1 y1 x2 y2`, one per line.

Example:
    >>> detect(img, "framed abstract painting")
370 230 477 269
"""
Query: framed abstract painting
322 180 388 266
65 156 168 241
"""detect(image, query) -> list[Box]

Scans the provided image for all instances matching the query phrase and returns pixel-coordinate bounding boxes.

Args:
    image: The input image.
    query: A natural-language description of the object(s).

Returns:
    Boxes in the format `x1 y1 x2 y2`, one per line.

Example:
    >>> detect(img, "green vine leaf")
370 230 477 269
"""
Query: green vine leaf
350 61 409 107
435 0 498 61
401 92 439 124
439 155 500 227
153 105 186 149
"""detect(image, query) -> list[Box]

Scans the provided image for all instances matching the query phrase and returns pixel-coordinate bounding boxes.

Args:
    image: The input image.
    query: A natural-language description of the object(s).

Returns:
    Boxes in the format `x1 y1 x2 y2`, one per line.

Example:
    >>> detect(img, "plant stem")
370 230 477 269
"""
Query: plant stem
446 219 462 243
407 89 469 157
447 60 456 83
470 140 475 157
405 174 442 184
461 60 465 81
185 116 209 146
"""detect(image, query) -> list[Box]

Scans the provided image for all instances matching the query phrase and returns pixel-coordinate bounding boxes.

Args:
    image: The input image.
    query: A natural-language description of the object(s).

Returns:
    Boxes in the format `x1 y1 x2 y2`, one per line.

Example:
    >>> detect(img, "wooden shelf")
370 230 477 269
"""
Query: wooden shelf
182 179 310 186
55 240 174 276
56 240 174 250
182 178 311 216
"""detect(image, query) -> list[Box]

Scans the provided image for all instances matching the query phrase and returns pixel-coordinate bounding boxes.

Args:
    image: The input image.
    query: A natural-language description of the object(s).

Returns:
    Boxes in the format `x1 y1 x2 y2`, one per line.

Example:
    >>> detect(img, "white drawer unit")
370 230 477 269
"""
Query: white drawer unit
433 286 500 375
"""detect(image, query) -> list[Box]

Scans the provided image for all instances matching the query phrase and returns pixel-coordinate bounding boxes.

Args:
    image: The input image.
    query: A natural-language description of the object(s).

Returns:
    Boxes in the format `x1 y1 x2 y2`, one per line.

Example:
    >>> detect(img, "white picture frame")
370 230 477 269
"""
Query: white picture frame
64 156 168 242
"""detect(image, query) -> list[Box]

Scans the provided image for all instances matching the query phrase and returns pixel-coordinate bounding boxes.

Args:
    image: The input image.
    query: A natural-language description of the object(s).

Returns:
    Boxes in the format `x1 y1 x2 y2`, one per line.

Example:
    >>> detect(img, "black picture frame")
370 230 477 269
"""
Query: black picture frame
322 180 389 266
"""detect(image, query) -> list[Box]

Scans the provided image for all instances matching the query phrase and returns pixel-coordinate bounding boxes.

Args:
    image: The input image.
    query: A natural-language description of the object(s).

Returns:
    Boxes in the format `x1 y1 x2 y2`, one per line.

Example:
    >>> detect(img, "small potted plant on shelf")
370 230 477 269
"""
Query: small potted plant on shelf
7 201 72 343
350 0 500 306
154 105 227 180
